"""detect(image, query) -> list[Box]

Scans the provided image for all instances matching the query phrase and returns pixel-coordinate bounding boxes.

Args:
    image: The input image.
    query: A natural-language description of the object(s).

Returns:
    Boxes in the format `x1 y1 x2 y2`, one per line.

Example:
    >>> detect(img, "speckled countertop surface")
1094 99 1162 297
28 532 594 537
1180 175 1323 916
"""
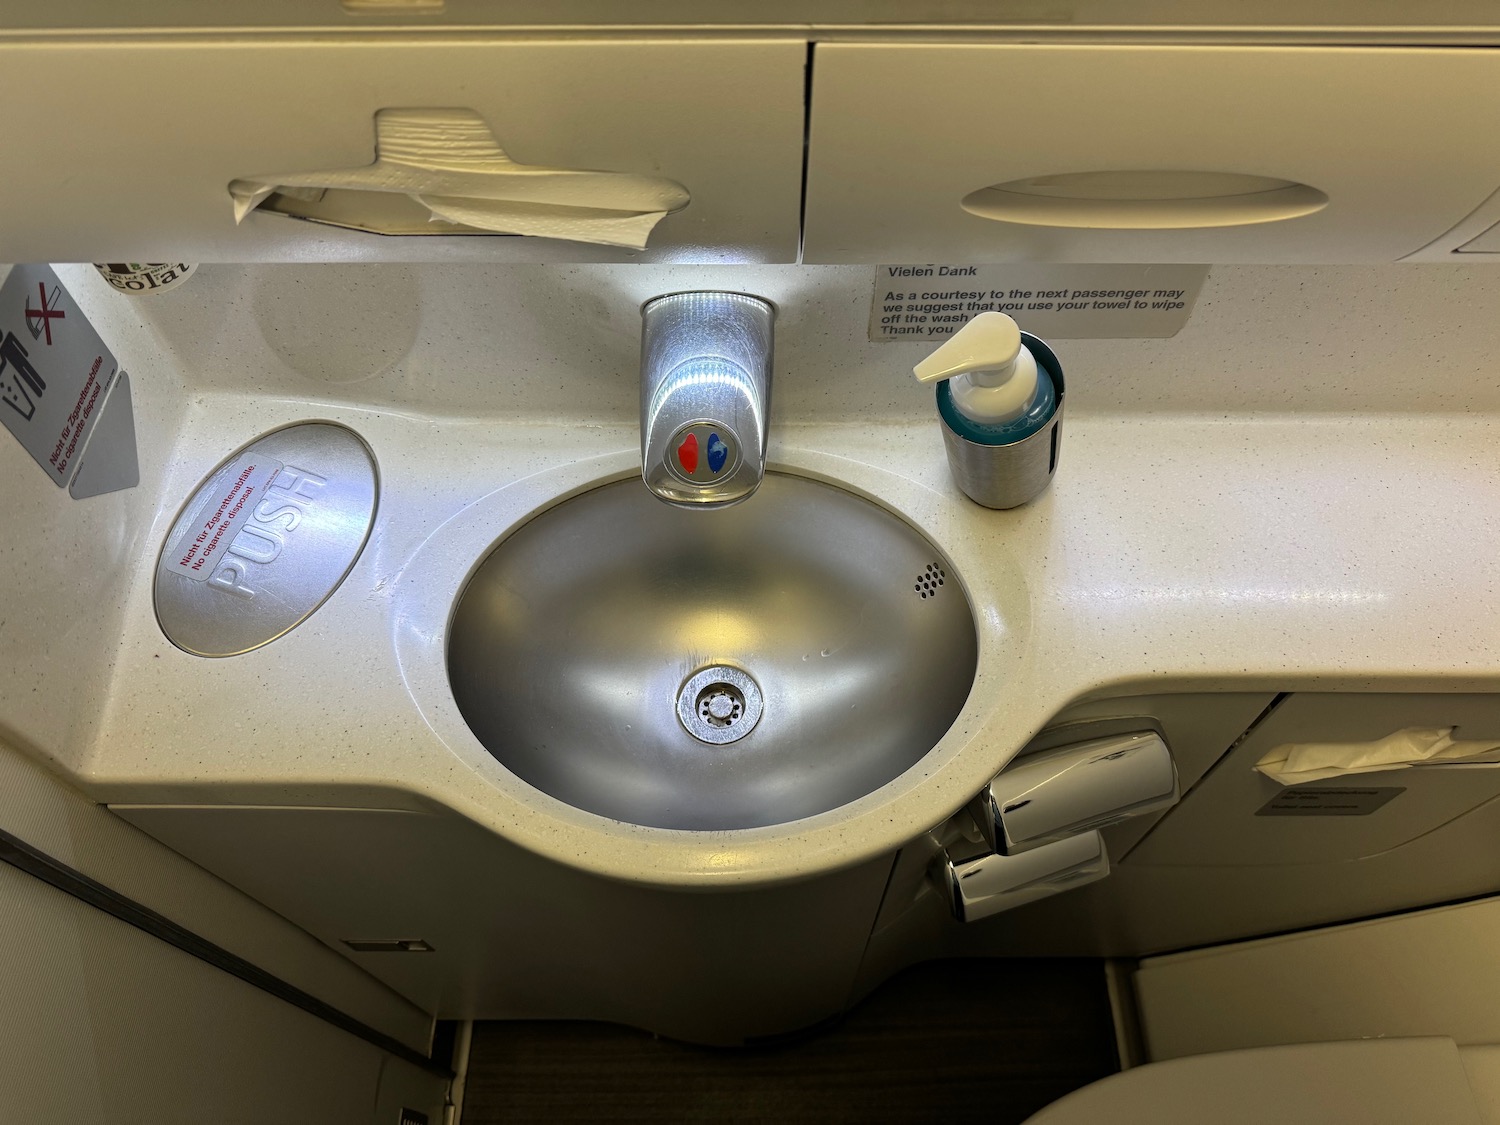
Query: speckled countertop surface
5 262 1500 887
77 402 1500 887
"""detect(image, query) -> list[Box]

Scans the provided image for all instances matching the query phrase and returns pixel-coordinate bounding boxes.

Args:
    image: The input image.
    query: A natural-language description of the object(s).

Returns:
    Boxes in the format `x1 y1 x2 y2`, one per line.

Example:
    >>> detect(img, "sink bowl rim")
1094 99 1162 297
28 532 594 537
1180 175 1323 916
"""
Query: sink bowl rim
448 469 979 831
391 446 1031 887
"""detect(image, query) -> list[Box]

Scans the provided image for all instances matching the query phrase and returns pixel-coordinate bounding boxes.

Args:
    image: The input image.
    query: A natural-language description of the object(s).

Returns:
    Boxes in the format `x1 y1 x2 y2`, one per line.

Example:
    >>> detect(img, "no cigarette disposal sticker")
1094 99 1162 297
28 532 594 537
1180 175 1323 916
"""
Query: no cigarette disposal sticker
0 264 120 487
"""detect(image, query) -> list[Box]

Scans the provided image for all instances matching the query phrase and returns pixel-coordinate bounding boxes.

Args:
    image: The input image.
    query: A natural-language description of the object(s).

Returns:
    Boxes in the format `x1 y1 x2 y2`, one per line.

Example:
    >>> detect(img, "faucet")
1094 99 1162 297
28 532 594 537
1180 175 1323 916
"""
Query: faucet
640 291 775 508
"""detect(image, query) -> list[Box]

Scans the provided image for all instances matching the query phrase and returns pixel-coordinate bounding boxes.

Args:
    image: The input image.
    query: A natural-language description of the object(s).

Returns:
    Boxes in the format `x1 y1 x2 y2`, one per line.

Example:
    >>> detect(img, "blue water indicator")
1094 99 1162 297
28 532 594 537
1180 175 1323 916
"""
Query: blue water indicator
706 432 729 474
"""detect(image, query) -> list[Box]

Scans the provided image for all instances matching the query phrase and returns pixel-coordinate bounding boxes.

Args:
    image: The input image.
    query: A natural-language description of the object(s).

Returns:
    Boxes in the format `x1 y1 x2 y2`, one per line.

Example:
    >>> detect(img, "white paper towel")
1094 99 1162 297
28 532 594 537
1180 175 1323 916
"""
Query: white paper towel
228 108 690 250
1255 727 1500 785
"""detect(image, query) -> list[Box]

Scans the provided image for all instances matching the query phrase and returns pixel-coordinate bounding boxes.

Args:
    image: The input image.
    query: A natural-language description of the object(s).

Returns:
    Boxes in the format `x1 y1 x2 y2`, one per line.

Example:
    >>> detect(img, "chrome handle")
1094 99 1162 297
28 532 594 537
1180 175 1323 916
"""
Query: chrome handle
976 730 1177 854
942 830 1109 923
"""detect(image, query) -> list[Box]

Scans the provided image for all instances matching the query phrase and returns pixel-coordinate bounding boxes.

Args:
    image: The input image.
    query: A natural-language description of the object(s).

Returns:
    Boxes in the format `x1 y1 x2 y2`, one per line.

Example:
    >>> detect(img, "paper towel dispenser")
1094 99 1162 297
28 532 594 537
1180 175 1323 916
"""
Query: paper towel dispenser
1126 694 1500 868
0 37 806 263
230 108 691 250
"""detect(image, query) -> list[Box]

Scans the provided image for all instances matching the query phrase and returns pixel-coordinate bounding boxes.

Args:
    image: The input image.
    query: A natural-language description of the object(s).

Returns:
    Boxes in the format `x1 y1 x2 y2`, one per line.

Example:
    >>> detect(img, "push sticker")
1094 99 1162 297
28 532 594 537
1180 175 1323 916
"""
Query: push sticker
167 455 285 582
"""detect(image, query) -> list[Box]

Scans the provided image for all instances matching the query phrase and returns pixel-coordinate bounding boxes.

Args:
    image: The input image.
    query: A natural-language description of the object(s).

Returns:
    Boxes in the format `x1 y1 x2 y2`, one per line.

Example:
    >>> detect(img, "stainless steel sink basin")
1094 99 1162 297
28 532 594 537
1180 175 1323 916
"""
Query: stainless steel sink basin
447 473 978 830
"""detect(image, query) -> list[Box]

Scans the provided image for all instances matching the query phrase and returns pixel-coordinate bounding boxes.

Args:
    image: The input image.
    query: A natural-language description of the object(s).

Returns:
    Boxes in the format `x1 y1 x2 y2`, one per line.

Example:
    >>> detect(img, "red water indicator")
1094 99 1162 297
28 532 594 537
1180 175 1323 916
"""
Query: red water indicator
676 432 699 474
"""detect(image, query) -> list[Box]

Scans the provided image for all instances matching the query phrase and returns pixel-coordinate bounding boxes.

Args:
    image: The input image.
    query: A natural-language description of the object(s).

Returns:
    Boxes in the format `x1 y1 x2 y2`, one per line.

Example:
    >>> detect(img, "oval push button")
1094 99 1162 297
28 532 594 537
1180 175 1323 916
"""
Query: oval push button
154 422 378 657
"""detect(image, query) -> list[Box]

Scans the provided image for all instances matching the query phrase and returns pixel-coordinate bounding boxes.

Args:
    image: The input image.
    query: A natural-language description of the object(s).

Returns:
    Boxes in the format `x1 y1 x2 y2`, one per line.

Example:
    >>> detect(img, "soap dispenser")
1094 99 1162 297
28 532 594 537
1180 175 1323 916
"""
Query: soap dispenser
913 311 1065 509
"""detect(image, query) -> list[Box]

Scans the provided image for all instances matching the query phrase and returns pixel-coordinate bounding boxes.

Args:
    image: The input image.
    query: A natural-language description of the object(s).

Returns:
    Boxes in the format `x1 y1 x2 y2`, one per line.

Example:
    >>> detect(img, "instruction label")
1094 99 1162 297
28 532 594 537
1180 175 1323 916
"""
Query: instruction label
0 264 119 487
167 456 283 582
869 264 1208 341
1256 787 1405 817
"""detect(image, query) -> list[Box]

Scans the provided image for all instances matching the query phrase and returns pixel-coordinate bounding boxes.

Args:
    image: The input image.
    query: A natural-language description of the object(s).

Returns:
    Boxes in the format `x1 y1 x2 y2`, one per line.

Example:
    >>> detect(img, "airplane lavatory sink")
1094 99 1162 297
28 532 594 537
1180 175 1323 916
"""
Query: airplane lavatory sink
446 472 979 831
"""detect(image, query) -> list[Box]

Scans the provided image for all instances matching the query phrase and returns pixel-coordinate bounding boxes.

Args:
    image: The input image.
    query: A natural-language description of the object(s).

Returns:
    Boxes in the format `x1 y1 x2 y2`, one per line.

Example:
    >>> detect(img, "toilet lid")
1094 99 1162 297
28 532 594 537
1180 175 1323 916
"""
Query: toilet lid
1024 1037 1483 1125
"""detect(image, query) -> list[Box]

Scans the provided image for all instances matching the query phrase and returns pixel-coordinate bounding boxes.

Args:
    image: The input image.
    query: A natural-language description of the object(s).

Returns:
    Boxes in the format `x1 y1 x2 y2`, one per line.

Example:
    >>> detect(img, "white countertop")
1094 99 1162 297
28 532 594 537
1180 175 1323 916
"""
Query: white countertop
65 396 1500 887
4 261 1499 888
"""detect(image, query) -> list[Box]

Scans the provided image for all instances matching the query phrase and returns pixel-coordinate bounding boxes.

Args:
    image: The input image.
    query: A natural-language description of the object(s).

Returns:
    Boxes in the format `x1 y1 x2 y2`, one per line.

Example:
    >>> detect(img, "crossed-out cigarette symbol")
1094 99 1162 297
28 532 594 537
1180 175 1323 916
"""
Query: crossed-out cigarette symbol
25 282 64 345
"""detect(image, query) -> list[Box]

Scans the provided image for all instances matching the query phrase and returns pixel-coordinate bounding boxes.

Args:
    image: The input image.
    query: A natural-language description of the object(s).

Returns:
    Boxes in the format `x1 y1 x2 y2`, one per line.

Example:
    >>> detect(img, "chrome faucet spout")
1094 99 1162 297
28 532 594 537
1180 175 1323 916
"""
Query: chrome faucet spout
640 291 775 508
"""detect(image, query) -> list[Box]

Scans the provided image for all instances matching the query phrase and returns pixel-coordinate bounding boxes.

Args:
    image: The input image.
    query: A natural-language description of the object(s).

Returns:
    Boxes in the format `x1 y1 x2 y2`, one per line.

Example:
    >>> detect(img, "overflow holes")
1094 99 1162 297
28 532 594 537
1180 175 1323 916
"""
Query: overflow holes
915 563 946 600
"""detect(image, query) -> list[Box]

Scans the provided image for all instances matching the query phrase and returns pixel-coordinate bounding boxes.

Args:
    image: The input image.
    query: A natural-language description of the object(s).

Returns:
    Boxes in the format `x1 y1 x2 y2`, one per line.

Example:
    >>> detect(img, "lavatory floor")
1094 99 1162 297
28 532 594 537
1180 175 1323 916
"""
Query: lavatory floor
460 958 1120 1124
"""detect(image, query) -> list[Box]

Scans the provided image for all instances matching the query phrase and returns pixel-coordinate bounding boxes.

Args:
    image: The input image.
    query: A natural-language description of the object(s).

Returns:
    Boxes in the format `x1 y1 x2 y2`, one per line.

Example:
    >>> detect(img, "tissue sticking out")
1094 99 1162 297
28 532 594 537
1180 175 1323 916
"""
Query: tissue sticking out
228 108 690 250
1255 726 1500 786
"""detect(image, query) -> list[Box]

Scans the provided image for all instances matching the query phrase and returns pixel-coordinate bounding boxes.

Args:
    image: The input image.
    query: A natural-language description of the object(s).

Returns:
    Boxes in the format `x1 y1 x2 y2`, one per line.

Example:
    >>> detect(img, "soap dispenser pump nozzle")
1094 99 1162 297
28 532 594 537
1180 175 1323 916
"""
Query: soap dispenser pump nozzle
912 311 1039 425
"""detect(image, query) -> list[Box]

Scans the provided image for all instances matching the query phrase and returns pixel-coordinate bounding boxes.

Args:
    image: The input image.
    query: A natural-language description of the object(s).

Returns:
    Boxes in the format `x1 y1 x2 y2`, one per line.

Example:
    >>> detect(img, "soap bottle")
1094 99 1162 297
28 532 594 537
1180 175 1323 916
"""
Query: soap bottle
912 311 1065 509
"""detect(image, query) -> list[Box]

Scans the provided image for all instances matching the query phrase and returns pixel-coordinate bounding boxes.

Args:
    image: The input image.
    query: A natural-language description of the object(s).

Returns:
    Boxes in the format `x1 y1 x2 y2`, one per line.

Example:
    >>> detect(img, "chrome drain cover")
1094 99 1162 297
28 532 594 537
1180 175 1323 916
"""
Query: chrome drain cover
677 665 763 745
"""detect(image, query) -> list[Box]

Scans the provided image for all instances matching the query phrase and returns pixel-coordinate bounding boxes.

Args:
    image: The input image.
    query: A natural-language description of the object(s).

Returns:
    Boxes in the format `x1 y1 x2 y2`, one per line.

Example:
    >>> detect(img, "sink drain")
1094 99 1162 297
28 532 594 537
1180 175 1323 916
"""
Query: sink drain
677 665 763 745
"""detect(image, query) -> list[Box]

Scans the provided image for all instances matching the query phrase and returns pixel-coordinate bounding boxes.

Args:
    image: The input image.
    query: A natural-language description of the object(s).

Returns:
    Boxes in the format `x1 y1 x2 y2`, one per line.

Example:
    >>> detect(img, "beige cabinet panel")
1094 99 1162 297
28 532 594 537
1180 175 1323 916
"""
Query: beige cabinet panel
805 45 1500 263
0 863 445 1124
854 693 1274 986
0 38 805 263
113 804 895 1046
861 694 1500 959
0 737 431 1053
1128 694 1500 867
1136 897 1500 1061
1007 692 1279 862
901 790 1500 959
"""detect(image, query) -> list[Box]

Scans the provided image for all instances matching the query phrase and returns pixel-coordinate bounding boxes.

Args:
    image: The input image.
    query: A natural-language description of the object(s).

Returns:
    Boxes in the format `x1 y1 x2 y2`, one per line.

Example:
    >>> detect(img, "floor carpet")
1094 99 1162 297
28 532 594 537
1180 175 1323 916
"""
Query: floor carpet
460 958 1120 1124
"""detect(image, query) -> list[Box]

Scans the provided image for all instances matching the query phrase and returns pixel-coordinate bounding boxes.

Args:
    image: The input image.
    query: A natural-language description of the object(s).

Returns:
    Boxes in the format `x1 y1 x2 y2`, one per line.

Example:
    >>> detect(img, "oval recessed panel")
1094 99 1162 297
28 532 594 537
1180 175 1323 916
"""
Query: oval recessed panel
154 423 378 657
962 170 1329 230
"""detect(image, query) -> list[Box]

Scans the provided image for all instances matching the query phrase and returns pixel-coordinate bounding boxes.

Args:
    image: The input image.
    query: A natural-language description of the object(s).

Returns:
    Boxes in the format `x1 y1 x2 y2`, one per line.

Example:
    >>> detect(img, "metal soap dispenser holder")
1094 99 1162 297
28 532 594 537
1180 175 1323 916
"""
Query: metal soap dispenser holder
913 312 1064 510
